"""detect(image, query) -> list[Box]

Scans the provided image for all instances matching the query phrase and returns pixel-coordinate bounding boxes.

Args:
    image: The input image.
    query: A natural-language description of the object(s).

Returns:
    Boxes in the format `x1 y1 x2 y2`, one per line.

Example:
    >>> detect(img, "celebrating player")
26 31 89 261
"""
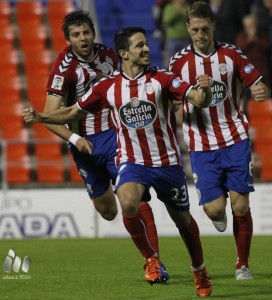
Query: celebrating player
41 11 168 284
169 1 270 280
23 27 213 297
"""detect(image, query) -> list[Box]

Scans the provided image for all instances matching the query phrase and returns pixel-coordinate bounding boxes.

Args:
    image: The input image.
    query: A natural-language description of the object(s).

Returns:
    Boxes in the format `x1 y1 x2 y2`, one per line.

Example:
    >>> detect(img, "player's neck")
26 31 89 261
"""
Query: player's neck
194 41 215 56
121 64 144 79
72 48 95 62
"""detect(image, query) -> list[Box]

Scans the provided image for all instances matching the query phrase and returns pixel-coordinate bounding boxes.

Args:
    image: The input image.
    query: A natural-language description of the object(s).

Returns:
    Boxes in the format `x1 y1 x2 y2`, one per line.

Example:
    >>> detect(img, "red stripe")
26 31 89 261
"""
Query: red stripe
190 55 210 150
115 77 135 164
204 56 226 149
218 50 241 143
145 74 170 165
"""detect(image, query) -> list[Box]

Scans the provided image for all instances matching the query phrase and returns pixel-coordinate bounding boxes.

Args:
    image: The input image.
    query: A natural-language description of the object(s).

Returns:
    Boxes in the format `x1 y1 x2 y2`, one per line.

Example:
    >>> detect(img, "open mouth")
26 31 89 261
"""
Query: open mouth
81 43 89 50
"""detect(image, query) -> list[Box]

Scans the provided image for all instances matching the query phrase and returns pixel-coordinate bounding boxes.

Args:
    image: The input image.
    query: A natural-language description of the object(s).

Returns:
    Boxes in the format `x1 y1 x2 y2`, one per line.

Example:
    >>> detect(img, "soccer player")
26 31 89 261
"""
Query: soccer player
169 1 270 280
23 26 213 297
43 11 168 284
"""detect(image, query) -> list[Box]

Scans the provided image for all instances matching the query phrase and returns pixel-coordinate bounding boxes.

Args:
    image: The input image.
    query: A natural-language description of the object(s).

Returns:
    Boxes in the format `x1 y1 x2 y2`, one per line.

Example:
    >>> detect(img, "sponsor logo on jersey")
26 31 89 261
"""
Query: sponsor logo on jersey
126 82 142 88
200 60 214 65
244 64 253 73
196 79 227 106
51 75 64 90
119 98 157 129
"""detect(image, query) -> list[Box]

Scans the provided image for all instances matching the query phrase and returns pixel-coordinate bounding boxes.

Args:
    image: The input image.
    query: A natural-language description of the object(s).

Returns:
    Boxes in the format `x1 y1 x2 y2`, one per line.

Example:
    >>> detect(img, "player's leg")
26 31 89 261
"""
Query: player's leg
137 201 170 282
190 150 228 232
152 165 212 297
230 191 253 280
116 163 166 284
225 139 254 280
165 206 212 297
93 185 118 221
203 195 228 232
69 130 118 221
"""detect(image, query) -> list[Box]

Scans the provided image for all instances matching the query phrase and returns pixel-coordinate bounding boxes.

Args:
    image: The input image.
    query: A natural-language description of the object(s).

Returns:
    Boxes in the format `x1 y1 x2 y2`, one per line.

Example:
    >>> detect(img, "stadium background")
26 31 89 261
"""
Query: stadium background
0 0 272 239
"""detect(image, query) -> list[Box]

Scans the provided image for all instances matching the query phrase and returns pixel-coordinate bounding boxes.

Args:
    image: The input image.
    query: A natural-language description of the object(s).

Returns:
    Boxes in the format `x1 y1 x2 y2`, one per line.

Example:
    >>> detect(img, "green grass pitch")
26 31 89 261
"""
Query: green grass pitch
1 236 271 300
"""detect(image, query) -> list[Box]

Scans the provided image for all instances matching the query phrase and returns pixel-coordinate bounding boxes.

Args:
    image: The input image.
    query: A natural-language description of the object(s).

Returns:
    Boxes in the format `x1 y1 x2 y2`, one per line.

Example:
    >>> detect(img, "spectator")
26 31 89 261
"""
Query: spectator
161 0 190 67
236 14 272 96
213 0 251 44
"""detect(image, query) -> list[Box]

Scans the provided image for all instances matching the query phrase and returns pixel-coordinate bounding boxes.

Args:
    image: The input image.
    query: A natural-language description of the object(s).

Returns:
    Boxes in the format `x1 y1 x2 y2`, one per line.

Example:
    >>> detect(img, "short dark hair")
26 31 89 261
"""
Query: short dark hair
62 10 95 40
114 27 146 52
186 1 215 23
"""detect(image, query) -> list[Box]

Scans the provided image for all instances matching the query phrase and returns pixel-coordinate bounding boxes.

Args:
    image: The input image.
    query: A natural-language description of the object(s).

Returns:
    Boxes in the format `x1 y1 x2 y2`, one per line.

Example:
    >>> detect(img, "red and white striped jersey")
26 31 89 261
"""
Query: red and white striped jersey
169 42 262 151
46 43 119 136
77 67 191 167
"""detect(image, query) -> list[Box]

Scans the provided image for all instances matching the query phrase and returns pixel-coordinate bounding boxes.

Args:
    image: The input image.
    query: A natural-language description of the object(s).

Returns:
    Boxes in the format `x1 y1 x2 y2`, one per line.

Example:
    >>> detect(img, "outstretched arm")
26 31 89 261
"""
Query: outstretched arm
43 94 92 153
23 104 86 125
187 75 212 108
23 104 92 153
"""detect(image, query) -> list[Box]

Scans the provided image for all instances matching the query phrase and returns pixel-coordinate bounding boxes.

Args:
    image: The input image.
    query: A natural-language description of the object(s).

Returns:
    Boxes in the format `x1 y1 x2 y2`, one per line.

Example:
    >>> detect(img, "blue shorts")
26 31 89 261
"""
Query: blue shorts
190 139 255 205
69 128 118 199
115 162 190 211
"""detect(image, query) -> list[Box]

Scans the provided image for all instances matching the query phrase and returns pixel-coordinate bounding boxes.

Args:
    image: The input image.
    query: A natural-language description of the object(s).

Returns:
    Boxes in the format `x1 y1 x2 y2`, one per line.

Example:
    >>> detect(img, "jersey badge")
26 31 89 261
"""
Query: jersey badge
144 82 154 94
51 75 64 90
244 64 253 73
219 63 228 75
172 78 182 88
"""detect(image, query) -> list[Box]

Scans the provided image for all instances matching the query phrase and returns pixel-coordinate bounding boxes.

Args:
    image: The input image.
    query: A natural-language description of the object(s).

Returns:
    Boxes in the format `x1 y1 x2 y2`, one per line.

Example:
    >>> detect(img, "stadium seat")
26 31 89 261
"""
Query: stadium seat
0 128 29 140
7 143 29 162
0 113 24 132
0 25 15 51
26 74 48 110
47 0 74 23
1 102 24 120
69 162 82 183
0 1 11 27
35 142 63 161
33 124 60 140
0 96 24 126
36 164 64 183
24 49 52 79
247 99 272 127
1 137 31 184
67 152 82 183
16 0 43 27
47 0 74 52
0 75 22 102
7 164 31 184
252 126 272 154
259 154 272 180
50 28 67 52
0 49 19 79
19 24 47 53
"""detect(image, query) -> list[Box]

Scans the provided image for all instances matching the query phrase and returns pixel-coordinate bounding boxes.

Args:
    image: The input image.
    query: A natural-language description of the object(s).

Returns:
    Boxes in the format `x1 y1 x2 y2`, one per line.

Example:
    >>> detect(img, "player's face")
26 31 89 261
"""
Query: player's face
127 33 150 67
67 23 95 60
187 17 215 55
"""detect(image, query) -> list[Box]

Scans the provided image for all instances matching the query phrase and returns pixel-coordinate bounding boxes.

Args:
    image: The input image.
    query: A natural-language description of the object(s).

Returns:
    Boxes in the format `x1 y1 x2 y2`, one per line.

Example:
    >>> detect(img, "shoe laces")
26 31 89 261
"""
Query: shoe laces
145 258 160 275
194 269 211 289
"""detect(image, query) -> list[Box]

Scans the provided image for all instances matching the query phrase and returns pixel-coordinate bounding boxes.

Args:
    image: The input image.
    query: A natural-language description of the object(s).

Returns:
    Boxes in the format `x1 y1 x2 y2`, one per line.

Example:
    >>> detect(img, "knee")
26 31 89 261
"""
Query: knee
100 208 118 221
121 200 139 217
230 192 249 215
204 204 225 220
